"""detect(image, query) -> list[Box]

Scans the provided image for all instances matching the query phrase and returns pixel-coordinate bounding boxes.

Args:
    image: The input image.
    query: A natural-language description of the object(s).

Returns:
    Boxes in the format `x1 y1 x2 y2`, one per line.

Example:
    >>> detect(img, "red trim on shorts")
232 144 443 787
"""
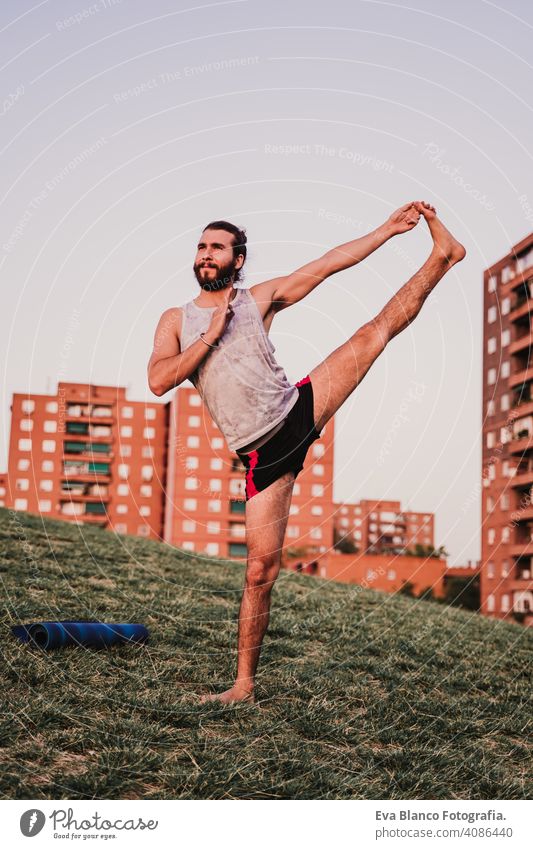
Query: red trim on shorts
245 449 260 499
295 375 310 387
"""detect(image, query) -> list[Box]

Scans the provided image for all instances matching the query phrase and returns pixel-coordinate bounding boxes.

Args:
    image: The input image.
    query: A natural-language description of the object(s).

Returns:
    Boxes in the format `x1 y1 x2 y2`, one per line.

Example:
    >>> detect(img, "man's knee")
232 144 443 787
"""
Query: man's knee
358 316 390 357
245 555 281 590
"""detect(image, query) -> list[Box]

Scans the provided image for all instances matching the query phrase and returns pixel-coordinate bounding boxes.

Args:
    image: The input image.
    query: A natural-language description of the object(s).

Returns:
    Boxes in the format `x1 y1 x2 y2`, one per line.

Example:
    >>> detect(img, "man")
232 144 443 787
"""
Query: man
148 201 466 704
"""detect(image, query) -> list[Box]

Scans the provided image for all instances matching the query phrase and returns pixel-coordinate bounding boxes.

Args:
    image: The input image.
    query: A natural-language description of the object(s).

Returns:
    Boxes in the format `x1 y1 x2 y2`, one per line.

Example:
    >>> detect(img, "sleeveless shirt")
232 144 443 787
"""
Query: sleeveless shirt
179 288 299 451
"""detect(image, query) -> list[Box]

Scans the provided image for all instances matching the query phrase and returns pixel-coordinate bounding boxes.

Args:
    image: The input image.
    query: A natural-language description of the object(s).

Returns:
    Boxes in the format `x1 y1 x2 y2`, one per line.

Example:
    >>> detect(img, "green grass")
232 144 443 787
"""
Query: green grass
0 506 531 800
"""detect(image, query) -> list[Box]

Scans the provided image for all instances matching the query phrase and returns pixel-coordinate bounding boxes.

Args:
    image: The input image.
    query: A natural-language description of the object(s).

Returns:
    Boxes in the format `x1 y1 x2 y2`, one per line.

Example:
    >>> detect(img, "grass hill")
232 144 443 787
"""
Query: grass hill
0 506 531 800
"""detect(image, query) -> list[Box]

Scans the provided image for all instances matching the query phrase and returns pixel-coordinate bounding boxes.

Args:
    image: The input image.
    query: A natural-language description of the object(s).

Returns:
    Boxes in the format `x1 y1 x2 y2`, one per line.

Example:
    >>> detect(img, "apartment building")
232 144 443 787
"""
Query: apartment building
333 498 434 554
482 232 533 624
3 382 167 539
163 385 336 559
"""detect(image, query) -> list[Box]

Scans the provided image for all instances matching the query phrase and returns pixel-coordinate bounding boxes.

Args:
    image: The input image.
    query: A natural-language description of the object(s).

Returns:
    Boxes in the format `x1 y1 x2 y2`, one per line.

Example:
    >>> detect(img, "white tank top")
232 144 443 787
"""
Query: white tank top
179 288 299 451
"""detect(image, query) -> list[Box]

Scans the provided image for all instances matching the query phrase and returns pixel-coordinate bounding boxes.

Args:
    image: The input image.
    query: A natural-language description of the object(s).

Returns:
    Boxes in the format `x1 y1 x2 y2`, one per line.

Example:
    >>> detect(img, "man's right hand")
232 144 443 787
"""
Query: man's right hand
204 286 235 344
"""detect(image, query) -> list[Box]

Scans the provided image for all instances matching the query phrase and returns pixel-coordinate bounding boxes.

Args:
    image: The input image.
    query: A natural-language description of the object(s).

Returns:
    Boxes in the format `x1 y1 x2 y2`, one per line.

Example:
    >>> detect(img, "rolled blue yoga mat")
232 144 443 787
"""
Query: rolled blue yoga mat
11 621 149 650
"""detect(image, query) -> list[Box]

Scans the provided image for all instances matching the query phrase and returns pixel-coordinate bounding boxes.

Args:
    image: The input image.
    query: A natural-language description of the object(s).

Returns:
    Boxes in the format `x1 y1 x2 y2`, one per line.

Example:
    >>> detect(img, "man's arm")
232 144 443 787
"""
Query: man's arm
250 201 420 313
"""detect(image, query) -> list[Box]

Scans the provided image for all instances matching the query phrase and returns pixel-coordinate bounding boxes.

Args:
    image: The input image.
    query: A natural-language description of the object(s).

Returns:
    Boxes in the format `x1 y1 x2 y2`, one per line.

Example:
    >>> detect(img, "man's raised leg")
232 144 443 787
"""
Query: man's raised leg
200 470 296 704
309 203 466 432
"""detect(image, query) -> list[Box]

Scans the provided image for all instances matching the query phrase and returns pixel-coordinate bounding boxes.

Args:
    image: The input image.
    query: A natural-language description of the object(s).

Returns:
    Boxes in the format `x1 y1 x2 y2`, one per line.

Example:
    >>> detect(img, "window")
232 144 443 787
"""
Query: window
311 484 324 497
140 484 152 497
184 498 197 511
42 440 56 453
487 337 497 354
186 456 199 470
488 528 495 545
487 368 496 385
121 426 132 437
501 594 510 612
487 561 495 578
486 495 494 511
501 265 514 284
501 560 510 577
229 542 247 557
501 361 510 378
387 569 396 580
143 427 155 439
145 407 156 419
122 407 133 418
46 401 58 413
230 499 245 514
38 500 51 513
117 483 129 496
501 297 510 315
118 464 129 479
39 480 53 492
137 525 150 536
488 274 497 292
310 528 322 539
140 505 151 517
486 432 495 448
208 499 221 512
209 479 222 491
340 517 349 527
207 521 220 534
141 465 153 481
21 399 35 413
205 542 219 556
185 477 198 490
211 437 223 449
289 504 299 515
44 420 57 433
189 394 201 406
501 527 510 542
312 464 324 476
287 526 299 538
42 460 53 472
117 504 128 514
486 593 495 612
501 394 510 412
182 520 196 533
210 458 223 470
182 541 195 551
18 459 30 471
20 419 33 432
501 329 510 347
18 439 32 451
341 506 348 514
115 523 127 534
120 445 132 457
188 416 200 427
16 479 29 491
311 505 323 515
312 443 325 458
487 399 495 416
142 446 153 458
293 483 300 495
14 498 28 510
487 305 497 323
187 436 200 448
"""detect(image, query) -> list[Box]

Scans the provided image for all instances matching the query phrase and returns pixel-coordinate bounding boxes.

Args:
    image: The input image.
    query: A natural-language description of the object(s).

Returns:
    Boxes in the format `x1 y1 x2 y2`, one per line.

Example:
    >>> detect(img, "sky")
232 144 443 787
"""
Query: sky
1 0 532 565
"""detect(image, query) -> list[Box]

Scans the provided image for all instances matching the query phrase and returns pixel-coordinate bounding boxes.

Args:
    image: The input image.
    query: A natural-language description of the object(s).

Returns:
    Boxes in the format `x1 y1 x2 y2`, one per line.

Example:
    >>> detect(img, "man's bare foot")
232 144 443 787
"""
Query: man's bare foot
414 200 466 265
200 685 255 705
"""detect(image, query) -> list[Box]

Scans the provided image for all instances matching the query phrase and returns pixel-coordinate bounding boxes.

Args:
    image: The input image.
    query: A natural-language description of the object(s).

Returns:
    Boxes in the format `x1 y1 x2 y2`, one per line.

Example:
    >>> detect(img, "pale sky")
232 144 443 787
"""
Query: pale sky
2 0 533 564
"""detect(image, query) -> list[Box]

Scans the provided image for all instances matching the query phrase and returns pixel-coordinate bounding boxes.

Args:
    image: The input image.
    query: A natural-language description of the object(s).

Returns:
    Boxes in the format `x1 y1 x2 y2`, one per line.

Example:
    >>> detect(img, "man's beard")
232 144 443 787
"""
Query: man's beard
193 258 236 292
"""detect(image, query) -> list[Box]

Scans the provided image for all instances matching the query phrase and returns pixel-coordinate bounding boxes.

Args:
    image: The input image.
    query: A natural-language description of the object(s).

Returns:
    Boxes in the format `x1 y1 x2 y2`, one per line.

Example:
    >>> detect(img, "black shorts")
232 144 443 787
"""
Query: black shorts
236 376 321 501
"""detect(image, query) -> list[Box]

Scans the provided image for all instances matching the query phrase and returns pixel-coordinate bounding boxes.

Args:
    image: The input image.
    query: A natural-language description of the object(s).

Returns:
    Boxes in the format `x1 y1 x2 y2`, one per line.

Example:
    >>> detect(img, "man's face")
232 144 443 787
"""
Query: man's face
193 229 243 292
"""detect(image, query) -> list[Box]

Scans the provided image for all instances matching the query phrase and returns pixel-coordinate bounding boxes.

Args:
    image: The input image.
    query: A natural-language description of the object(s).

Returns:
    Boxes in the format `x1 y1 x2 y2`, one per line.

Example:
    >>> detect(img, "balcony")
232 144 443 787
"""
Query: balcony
509 542 533 557
511 468 533 488
510 575 533 591
509 333 533 356
509 367 533 389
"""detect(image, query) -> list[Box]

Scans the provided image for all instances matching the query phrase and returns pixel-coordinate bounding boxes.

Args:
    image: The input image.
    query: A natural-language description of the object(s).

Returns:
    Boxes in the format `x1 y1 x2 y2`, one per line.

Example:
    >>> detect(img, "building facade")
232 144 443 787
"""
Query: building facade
3 382 167 539
333 498 434 554
482 232 533 624
163 385 336 559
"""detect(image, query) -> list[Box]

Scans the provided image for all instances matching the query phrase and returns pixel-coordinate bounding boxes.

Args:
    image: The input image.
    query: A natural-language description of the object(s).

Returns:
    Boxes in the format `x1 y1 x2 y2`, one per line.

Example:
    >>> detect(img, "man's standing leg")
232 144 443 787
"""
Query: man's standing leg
309 204 466 432
201 470 296 704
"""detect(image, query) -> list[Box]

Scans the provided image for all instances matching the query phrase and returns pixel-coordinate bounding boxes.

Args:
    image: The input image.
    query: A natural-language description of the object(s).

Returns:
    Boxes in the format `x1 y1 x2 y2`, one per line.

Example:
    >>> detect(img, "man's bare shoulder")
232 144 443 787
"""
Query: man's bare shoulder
158 306 183 341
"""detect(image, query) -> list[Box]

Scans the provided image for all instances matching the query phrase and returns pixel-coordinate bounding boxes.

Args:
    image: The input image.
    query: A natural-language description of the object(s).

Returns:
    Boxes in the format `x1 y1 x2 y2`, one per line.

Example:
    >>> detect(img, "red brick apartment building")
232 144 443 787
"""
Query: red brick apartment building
3 382 167 539
163 385 335 560
482 232 533 625
333 499 434 554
